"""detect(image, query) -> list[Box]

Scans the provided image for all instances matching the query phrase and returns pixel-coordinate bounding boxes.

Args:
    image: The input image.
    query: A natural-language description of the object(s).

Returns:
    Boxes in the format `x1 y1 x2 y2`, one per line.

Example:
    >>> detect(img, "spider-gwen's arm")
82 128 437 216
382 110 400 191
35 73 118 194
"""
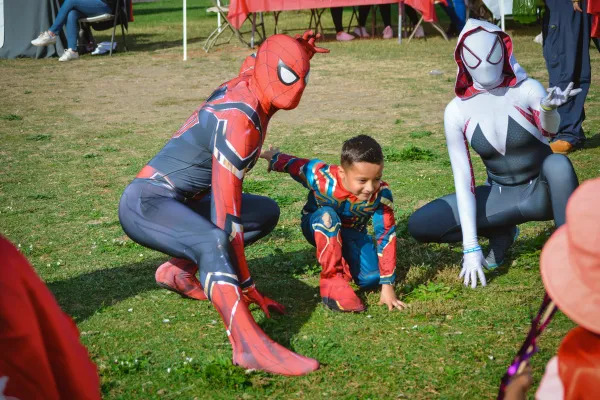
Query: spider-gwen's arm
372 184 396 285
445 101 487 288
211 117 285 317
269 152 311 188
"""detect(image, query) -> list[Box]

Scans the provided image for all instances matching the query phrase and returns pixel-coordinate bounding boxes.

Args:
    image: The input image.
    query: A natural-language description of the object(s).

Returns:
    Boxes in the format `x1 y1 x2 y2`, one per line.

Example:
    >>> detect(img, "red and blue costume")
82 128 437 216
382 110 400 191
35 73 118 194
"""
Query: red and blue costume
269 153 396 311
118 32 327 375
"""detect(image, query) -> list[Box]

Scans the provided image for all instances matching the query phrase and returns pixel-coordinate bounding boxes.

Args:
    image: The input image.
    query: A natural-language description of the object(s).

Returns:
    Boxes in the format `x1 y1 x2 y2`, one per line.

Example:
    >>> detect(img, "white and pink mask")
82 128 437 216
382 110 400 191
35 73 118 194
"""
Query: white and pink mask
461 29 505 90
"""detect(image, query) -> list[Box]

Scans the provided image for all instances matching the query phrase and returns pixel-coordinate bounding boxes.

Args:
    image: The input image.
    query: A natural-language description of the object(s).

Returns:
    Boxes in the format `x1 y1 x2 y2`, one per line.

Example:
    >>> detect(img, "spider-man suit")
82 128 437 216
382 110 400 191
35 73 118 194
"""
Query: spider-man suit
408 19 579 288
118 32 327 375
270 153 396 312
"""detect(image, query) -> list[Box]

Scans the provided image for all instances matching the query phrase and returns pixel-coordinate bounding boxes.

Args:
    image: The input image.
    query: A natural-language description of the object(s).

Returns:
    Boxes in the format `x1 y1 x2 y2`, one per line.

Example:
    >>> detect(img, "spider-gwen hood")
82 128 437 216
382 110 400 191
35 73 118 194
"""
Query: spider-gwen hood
454 19 527 99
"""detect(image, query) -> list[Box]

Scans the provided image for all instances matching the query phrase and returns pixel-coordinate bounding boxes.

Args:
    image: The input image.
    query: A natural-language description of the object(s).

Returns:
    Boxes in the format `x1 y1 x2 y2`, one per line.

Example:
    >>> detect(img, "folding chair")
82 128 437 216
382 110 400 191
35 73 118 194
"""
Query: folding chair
78 0 129 56
204 0 264 52
406 1 448 42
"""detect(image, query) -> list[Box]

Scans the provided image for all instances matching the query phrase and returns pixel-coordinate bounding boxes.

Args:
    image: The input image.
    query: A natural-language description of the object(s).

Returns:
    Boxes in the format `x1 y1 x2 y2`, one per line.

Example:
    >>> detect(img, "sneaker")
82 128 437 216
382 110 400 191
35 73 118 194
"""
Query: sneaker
353 26 370 38
414 26 425 39
58 49 79 62
336 31 355 41
31 31 57 47
485 226 519 269
382 25 394 39
550 139 575 154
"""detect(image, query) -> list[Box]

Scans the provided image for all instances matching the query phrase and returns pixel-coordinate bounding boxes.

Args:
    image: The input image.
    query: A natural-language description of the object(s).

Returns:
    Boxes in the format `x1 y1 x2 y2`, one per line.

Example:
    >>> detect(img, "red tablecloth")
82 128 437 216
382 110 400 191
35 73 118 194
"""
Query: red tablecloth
227 0 440 30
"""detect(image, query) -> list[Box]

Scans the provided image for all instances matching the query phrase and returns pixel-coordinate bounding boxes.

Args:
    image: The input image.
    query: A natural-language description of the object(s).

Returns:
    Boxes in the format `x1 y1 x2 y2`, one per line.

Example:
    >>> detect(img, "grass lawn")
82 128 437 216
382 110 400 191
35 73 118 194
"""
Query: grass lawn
1 1 599 398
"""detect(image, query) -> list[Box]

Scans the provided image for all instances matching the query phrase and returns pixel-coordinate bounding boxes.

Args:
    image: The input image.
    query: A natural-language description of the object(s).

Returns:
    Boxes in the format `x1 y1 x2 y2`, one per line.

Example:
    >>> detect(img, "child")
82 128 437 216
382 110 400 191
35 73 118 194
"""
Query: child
260 135 406 312
503 177 600 399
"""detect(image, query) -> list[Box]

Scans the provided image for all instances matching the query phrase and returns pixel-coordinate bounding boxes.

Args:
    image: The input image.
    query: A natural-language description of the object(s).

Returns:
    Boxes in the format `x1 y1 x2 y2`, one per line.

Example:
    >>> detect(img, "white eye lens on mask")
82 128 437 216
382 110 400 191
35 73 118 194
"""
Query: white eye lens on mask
304 70 310 85
277 60 299 86
487 38 503 65
461 45 481 69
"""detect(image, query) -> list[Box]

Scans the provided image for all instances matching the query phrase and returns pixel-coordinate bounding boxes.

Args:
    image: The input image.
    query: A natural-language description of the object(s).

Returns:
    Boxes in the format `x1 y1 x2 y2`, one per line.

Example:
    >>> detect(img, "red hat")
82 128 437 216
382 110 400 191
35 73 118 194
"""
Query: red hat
540 178 600 334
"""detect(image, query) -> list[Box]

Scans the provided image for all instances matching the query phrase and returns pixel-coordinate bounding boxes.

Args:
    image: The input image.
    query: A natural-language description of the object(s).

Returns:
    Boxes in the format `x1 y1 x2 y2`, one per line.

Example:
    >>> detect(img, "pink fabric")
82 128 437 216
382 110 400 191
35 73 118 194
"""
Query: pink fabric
228 0 441 30
536 357 565 400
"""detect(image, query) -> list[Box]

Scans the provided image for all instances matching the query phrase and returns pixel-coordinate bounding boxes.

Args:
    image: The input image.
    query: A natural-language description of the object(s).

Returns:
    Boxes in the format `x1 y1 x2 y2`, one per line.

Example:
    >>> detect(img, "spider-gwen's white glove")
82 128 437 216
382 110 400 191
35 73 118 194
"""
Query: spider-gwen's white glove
459 249 487 289
540 82 582 110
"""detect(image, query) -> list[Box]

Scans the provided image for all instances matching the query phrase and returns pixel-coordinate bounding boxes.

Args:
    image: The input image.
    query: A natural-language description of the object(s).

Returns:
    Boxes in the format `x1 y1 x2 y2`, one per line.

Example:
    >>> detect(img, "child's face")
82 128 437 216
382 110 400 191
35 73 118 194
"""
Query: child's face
339 161 384 201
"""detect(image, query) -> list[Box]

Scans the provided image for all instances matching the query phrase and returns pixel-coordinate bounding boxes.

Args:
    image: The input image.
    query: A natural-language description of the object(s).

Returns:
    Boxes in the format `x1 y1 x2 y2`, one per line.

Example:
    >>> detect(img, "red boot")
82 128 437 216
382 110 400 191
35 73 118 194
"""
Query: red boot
315 230 365 312
155 258 207 300
210 282 319 376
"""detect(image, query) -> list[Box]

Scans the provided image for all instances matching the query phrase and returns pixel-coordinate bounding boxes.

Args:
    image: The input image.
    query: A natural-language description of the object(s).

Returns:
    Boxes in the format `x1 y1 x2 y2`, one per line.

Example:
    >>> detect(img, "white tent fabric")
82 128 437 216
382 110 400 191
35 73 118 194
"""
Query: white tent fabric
1 0 4 48
482 0 513 30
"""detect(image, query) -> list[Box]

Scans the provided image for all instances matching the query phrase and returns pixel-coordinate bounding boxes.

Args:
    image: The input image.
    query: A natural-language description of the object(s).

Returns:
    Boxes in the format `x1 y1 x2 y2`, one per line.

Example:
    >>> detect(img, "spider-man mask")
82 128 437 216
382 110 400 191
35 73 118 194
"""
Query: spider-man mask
252 33 324 111
460 29 505 88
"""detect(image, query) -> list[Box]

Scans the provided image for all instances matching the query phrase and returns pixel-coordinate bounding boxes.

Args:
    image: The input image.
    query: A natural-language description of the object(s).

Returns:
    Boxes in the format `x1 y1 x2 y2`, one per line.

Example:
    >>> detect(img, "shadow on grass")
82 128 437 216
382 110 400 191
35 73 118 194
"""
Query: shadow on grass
583 133 600 150
47 246 320 348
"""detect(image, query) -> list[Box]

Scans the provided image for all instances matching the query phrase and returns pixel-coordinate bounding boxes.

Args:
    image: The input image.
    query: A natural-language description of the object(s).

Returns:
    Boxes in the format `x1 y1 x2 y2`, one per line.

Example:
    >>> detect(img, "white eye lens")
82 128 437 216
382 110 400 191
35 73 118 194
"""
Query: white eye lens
277 60 299 86
487 38 503 65
462 46 481 69
304 70 310 85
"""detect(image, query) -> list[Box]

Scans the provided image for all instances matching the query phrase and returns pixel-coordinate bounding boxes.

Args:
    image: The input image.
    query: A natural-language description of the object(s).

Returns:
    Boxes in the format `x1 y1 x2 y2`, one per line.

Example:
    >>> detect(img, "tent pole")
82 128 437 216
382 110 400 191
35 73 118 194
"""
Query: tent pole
183 0 187 60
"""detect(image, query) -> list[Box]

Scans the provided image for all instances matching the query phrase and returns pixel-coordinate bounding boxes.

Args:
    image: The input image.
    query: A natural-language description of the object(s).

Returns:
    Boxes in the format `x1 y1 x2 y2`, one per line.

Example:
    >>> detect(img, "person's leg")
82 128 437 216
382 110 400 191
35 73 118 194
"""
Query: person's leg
65 9 82 51
379 4 392 27
301 207 365 312
526 154 579 227
543 0 592 148
358 6 370 27
331 7 344 33
118 180 318 375
341 228 380 290
331 7 354 40
49 0 112 35
451 0 467 31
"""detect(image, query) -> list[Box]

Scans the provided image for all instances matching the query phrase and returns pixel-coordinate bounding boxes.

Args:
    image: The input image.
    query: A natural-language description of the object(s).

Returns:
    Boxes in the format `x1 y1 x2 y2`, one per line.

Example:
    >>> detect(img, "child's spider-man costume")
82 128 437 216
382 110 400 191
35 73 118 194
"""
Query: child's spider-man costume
269 153 396 312
118 32 328 376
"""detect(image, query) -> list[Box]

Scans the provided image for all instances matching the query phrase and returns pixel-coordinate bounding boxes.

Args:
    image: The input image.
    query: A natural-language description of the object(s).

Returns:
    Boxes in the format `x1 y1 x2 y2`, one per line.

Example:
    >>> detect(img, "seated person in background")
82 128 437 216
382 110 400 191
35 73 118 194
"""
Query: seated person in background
331 7 355 41
260 135 406 313
408 19 580 288
355 5 423 39
503 177 600 400
31 0 115 61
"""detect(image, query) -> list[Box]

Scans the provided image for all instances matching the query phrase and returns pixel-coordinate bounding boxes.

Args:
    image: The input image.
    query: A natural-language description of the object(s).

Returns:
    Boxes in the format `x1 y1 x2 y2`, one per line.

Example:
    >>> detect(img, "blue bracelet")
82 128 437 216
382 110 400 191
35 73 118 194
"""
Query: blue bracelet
463 246 481 254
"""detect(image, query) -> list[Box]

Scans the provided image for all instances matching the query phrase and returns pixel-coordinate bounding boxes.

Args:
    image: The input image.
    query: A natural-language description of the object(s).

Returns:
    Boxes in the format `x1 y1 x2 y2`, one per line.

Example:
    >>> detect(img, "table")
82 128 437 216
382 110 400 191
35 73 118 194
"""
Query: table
227 0 441 32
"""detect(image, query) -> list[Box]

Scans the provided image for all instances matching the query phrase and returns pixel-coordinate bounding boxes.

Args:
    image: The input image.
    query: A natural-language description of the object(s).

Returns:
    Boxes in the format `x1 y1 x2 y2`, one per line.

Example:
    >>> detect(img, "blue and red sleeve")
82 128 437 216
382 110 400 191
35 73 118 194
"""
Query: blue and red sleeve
372 184 397 285
269 152 312 189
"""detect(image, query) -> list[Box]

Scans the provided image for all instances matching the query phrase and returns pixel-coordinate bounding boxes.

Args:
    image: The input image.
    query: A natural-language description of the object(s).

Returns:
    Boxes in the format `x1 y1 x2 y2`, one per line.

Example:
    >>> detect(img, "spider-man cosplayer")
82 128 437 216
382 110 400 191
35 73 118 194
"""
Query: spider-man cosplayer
265 136 399 313
118 31 328 376
408 19 580 288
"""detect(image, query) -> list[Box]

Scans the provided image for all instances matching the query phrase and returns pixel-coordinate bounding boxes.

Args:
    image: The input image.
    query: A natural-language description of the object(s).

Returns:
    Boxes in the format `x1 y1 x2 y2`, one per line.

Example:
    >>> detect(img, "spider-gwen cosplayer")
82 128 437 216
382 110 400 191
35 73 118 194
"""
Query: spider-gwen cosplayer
118 31 327 375
408 19 580 288
263 135 404 313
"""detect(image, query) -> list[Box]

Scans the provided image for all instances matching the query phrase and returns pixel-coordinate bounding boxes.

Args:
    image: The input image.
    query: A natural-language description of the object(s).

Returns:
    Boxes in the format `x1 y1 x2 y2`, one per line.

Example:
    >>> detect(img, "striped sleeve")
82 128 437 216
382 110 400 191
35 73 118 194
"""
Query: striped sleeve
372 184 397 285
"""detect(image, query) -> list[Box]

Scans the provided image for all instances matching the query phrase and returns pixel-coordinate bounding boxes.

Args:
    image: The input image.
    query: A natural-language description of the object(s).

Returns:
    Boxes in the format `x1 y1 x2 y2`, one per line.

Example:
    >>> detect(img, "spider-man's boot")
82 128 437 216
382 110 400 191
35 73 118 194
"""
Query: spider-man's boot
314 219 365 312
155 258 207 300
209 280 319 376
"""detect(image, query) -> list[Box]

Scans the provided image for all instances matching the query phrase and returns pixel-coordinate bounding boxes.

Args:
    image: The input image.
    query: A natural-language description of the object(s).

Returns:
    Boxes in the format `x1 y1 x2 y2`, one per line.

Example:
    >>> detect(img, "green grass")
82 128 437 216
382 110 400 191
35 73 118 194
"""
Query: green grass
1 1 599 398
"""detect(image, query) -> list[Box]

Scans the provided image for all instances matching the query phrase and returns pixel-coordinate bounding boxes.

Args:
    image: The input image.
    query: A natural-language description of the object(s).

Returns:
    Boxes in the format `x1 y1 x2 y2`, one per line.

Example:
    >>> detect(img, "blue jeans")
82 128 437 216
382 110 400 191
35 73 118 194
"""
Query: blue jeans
301 207 381 289
49 0 112 51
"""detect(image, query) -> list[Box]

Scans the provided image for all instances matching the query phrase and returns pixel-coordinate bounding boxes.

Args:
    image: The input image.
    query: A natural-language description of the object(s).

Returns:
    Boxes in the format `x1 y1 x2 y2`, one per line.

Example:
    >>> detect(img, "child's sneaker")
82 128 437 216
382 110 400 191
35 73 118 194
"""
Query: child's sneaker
414 26 425 39
382 25 394 39
320 275 365 312
31 31 57 47
336 31 354 41
58 49 80 62
353 27 370 38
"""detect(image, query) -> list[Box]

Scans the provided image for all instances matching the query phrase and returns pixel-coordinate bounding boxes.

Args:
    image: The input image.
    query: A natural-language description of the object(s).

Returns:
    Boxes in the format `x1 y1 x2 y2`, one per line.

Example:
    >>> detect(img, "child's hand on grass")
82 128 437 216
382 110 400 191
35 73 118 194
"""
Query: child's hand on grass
260 145 280 170
378 284 407 311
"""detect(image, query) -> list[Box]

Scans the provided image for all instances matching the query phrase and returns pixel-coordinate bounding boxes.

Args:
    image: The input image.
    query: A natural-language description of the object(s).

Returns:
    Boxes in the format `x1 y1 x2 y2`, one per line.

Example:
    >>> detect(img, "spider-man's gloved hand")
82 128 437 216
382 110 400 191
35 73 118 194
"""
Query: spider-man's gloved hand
242 285 286 318
459 249 487 289
295 30 329 59
541 82 582 110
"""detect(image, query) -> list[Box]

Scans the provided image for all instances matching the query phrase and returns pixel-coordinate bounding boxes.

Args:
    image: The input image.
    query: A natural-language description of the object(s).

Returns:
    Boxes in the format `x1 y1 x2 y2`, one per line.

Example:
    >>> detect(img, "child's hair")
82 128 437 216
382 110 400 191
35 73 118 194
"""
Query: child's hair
340 135 384 168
